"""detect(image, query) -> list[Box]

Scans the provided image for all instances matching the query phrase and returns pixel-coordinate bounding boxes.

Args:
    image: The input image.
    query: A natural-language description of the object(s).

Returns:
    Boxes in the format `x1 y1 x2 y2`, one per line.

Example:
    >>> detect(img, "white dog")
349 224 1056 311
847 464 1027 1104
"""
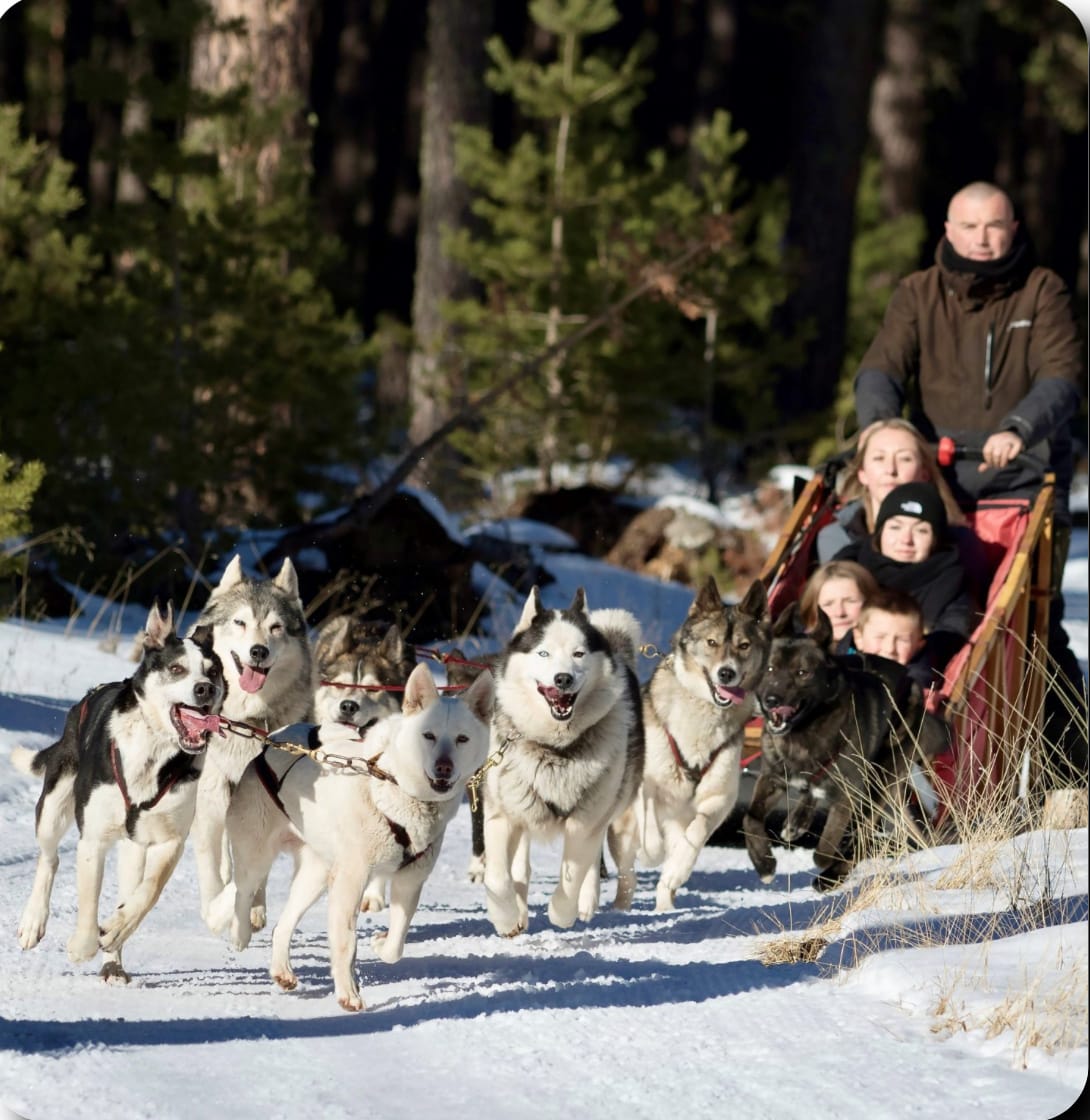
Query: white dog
207 663 493 1012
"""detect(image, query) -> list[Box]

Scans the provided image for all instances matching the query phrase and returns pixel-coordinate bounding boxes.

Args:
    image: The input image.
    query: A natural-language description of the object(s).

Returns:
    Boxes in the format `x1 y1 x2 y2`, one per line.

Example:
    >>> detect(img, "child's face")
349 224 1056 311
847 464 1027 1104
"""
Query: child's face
816 576 867 640
854 609 924 665
879 515 935 563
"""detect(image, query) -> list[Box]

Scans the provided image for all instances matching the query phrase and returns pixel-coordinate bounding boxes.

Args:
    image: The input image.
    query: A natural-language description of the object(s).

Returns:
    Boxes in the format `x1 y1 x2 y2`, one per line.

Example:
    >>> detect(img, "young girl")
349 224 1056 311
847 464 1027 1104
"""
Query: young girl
834 480 974 676
799 560 878 643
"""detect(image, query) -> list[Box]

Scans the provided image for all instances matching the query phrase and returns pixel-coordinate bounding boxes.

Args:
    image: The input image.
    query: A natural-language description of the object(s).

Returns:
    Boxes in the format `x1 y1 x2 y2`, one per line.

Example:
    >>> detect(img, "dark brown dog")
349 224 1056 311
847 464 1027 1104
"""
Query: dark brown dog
745 605 949 891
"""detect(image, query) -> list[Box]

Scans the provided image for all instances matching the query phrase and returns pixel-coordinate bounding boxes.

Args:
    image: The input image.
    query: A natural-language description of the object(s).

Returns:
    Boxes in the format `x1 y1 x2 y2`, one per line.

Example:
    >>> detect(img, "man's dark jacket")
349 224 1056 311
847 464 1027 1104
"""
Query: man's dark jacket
854 234 1084 519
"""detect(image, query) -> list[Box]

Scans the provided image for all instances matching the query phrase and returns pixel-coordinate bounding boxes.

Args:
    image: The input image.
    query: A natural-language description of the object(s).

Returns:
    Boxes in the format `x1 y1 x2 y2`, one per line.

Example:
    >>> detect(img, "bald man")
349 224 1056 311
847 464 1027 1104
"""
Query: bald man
854 181 1087 784
853 181 1083 522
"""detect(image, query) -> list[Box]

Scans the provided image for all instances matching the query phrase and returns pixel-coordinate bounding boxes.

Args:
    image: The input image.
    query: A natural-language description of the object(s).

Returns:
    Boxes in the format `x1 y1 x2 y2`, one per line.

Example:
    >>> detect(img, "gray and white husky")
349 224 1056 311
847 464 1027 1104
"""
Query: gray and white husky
207 663 493 1012
612 577 771 912
483 587 644 937
13 603 225 982
189 555 315 928
311 617 412 731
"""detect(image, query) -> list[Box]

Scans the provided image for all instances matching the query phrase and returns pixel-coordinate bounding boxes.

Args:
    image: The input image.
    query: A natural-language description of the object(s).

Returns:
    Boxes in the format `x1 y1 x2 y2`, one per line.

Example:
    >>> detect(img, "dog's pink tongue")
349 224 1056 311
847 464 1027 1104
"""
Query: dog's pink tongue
717 685 746 704
238 664 269 693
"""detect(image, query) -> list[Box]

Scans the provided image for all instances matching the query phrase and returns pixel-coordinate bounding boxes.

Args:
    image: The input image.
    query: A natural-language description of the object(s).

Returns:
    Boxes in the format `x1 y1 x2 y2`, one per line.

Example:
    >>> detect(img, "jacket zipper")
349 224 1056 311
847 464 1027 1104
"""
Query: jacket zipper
983 325 994 410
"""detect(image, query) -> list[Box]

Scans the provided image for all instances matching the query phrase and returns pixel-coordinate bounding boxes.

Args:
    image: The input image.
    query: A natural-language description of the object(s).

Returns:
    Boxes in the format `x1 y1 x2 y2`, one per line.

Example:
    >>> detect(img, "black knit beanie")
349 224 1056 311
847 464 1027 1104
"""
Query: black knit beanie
874 482 948 538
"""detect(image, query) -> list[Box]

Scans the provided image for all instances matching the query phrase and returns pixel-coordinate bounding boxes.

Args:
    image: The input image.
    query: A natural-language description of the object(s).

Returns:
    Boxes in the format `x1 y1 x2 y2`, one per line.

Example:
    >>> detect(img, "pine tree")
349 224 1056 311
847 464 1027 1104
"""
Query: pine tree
0 2 373 590
439 0 801 494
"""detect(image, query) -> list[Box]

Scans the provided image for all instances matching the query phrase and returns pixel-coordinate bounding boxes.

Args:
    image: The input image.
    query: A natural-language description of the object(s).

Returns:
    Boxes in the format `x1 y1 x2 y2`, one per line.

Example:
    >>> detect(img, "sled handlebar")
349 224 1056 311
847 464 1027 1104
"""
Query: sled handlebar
935 436 1047 477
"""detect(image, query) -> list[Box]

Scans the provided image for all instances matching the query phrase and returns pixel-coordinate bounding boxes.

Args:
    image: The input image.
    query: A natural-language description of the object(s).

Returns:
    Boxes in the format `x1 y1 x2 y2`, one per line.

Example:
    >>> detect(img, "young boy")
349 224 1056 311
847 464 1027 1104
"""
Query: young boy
851 587 927 680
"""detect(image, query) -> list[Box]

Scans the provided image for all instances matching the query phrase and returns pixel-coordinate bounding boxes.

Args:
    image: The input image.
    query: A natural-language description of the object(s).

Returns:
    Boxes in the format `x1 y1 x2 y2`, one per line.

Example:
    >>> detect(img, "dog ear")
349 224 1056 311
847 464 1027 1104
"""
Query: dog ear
809 607 834 651
378 624 406 664
772 603 798 638
189 623 216 654
737 578 769 622
274 557 300 600
402 662 439 714
461 668 495 724
214 555 245 595
144 600 175 650
513 587 544 635
568 587 589 616
313 615 352 666
691 576 722 616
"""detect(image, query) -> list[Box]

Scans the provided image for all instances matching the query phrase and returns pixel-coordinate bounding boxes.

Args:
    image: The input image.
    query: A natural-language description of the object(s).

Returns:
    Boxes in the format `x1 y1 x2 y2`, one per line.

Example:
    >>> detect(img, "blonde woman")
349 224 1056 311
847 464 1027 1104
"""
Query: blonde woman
815 418 964 563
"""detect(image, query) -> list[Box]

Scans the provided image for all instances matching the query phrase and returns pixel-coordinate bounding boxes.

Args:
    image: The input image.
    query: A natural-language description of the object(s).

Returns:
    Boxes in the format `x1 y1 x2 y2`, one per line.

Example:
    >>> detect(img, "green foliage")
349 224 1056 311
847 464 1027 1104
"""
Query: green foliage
0 452 45 550
0 1 373 588
441 0 800 487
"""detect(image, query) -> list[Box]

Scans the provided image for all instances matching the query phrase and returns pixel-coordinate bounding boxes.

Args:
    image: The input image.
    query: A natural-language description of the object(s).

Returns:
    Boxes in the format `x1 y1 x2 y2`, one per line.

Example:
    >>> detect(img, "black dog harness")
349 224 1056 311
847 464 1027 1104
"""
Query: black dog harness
253 744 429 869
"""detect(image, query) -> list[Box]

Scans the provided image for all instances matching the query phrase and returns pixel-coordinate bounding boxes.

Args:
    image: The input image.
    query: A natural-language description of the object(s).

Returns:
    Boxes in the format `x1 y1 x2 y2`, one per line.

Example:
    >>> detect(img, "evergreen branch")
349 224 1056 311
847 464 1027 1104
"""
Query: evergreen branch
345 233 721 531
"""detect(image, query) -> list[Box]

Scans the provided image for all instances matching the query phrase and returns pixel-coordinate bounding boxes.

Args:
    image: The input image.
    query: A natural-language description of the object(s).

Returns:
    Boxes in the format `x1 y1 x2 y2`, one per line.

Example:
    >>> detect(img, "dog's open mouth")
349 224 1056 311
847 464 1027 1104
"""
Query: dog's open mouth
428 776 454 794
232 653 269 694
713 684 747 708
537 684 578 722
171 705 217 753
762 704 799 735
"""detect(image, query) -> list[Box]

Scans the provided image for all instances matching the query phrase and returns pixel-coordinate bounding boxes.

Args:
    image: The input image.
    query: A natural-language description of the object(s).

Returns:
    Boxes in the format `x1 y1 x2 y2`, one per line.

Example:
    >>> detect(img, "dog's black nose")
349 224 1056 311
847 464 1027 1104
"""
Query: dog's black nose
193 681 216 704
434 755 454 780
717 666 737 685
339 698 360 718
250 644 269 663
553 673 574 691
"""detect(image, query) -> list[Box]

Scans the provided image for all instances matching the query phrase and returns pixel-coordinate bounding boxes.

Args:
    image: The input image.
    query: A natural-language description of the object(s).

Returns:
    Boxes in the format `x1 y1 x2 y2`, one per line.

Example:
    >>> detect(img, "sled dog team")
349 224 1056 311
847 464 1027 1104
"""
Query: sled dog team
13 555 945 1011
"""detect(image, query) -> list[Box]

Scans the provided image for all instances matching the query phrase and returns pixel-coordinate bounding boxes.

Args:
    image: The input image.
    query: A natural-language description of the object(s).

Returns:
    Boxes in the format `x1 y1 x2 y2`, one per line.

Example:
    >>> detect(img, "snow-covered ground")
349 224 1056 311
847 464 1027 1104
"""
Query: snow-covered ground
0 526 1086 1120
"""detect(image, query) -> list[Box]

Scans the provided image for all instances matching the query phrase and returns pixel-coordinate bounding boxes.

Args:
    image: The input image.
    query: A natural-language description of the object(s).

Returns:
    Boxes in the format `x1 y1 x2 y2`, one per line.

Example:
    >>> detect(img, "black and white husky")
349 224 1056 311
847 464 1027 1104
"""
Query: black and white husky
612 577 771 911
12 603 224 982
206 663 494 1012
483 587 645 937
189 555 315 929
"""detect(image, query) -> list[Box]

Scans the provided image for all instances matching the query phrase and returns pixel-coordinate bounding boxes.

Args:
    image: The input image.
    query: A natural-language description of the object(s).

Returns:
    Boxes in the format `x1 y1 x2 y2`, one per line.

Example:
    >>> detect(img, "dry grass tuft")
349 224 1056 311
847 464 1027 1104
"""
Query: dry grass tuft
753 641 1088 1064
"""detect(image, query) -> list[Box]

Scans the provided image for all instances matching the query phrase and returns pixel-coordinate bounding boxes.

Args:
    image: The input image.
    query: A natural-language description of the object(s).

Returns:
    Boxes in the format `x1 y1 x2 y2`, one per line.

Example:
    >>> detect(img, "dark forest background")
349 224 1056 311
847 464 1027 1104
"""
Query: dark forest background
0 0 1086 624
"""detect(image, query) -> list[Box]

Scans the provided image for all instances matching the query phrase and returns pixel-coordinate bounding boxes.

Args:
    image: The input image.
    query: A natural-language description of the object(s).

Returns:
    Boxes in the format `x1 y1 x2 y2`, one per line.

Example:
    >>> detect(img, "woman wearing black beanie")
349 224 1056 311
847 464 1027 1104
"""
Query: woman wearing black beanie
834 481 975 684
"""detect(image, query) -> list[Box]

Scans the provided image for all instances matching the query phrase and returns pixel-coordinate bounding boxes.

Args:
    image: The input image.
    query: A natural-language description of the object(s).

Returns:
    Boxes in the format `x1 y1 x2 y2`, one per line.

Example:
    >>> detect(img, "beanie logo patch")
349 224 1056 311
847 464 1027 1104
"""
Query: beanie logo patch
900 500 924 515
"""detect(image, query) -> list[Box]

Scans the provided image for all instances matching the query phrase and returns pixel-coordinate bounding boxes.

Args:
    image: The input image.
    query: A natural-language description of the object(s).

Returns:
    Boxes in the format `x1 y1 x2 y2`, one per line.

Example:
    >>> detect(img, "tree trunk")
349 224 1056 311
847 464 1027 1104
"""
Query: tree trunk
407 0 492 487
190 0 316 198
869 0 925 218
774 0 887 429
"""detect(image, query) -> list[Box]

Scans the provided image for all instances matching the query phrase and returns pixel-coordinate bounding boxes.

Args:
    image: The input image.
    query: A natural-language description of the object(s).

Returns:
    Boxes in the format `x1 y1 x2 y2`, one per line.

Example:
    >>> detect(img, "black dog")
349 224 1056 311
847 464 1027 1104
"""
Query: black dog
745 605 949 891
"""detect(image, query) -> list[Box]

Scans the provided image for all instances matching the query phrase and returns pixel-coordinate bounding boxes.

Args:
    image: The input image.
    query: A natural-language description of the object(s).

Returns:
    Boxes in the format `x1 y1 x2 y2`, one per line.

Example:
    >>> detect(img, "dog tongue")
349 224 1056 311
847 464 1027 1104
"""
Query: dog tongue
769 705 796 722
238 664 269 693
717 685 746 704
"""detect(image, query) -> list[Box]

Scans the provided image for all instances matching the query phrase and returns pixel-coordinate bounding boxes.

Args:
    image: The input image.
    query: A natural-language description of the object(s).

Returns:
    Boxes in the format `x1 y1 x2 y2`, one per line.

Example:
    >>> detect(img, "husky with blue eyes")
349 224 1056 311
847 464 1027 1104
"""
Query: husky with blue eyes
482 587 645 937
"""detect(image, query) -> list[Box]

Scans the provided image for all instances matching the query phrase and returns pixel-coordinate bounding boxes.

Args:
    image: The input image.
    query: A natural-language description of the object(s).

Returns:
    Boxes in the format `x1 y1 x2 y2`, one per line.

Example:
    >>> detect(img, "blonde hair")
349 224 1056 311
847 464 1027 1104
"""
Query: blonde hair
799 560 879 630
839 418 965 531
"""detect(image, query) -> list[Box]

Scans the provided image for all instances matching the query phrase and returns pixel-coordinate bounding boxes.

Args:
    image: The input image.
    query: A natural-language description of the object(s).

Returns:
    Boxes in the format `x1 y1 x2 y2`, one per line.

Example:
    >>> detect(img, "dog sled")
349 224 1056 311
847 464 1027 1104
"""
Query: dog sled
741 441 1058 827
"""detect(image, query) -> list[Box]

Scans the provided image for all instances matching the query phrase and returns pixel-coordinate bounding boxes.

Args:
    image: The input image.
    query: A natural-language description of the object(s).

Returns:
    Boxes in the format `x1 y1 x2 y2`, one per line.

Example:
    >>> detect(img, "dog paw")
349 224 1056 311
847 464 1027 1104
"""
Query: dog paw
360 892 386 914
100 960 131 985
271 967 298 991
204 883 236 935
17 908 48 950
653 888 677 913
371 931 402 964
547 895 578 929
67 929 100 963
337 991 365 1013
466 854 485 883
249 904 267 932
